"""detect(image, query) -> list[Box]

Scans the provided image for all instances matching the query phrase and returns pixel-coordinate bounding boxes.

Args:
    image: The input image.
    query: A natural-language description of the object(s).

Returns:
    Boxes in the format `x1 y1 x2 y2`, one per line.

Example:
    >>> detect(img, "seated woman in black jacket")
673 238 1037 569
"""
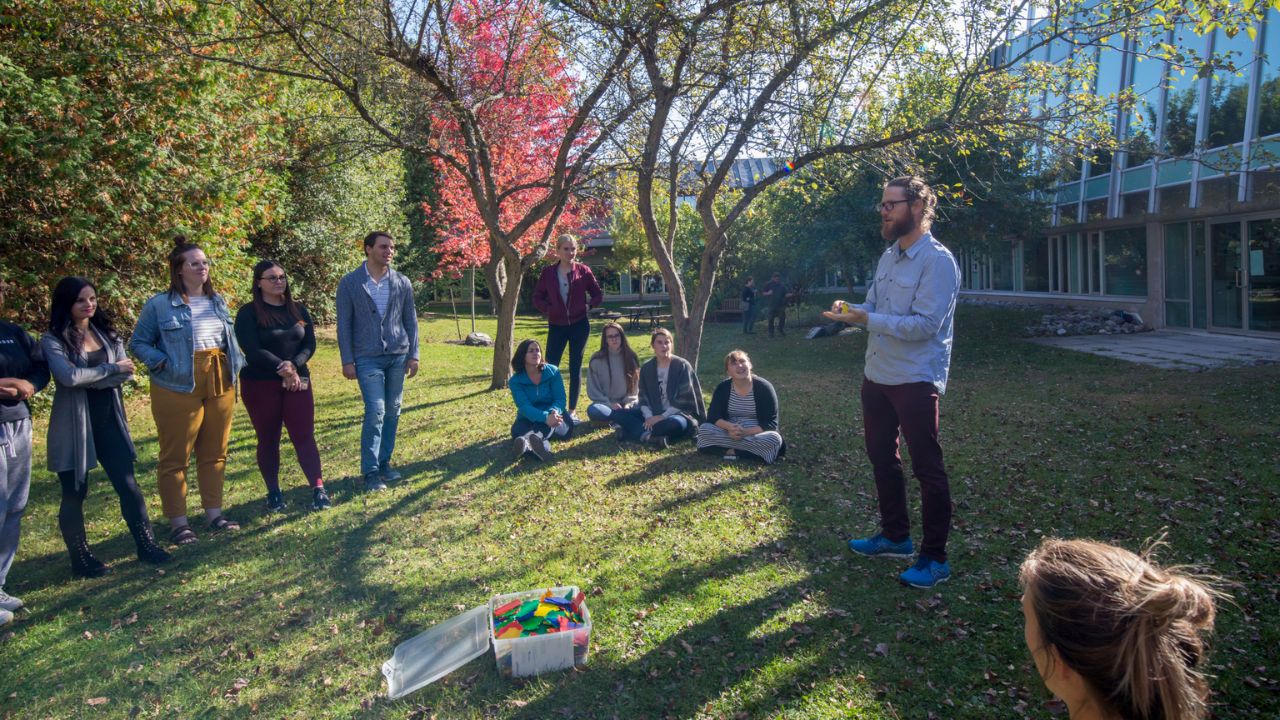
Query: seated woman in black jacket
696 350 785 463
636 328 704 448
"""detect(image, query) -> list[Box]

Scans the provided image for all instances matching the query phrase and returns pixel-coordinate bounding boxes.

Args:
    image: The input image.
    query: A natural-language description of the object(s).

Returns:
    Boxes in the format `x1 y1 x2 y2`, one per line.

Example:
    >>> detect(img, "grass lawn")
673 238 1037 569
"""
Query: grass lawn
2 305 1277 719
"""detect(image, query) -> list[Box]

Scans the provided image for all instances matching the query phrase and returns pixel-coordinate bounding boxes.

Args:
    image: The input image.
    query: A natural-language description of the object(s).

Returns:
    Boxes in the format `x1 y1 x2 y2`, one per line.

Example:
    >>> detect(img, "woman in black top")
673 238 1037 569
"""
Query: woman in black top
234 260 328 511
42 277 170 578
0 278 50 620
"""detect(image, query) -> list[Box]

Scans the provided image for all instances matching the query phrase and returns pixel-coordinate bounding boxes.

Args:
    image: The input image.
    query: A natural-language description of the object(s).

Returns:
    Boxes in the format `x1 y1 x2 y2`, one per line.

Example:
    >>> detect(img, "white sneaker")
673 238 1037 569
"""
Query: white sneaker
723 449 738 460
805 326 822 340
0 590 22 612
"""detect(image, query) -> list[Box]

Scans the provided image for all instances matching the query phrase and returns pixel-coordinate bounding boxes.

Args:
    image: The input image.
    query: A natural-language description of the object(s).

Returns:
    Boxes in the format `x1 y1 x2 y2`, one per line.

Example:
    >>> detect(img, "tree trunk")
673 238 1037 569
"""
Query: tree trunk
485 254 524 390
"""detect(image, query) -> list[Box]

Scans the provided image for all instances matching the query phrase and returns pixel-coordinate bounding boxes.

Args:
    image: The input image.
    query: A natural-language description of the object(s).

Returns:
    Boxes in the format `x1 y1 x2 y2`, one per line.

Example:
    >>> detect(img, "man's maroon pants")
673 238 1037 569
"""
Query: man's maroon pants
860 377 952 562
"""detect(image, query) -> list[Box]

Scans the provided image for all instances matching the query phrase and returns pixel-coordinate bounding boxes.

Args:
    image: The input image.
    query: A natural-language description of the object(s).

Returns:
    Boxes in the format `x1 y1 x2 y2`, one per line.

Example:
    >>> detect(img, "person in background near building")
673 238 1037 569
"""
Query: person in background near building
696 350 785 463
741 277 758 334
0 278 49 625
235 260 329 512
508 338 571 461
761 272 787 337
825 175 960 590
1020 537 1221 720
532 234 602 421
584 321 644 440
43 277 171 578
131 236 246 546
337 231 420 492
636 328 704 448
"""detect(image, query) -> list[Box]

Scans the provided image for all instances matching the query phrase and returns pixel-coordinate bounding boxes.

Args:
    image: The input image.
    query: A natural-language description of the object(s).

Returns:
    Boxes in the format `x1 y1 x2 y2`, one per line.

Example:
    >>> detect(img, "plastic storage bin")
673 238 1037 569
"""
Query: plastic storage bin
489 585 592 679
383 585 592 698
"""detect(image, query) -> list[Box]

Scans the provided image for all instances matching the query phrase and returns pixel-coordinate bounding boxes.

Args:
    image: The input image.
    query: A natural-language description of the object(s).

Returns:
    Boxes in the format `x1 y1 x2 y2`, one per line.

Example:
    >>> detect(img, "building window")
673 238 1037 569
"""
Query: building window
1159 184 1191 212
1023 237 1050 292
1125 37 1165 167
1205 26 1254 149
1103 227 1148 296
1164 222 1192 327
1162 25 1203 157
1199 176 1239 207
1122 191 1150 217
1085 198 1108 221
1257 10 1280 138
991 247 1015 290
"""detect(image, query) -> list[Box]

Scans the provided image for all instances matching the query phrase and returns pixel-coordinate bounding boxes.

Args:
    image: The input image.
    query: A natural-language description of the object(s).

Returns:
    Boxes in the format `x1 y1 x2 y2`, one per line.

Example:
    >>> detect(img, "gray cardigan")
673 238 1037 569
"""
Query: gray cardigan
335 263 419 365
41 327 135 488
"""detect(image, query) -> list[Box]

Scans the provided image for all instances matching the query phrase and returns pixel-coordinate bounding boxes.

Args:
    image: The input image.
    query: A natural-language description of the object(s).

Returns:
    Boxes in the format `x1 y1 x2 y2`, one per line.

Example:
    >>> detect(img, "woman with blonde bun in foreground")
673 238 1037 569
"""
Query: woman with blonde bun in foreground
1020 537 1220 720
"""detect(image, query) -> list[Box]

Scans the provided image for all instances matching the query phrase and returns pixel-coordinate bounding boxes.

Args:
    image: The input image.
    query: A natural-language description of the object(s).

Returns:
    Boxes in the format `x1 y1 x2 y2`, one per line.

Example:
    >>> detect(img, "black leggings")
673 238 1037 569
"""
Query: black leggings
59 391 149 542
545 318 590 411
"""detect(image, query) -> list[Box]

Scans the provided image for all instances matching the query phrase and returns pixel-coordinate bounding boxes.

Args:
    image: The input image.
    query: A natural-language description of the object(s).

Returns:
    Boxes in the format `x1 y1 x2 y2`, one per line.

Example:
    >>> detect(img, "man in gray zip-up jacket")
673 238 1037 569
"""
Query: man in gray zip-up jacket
336 231 420 491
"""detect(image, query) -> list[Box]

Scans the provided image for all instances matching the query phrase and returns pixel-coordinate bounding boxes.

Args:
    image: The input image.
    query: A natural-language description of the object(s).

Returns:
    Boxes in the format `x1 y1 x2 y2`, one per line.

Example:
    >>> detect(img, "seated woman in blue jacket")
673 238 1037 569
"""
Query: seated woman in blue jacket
508 338 573 461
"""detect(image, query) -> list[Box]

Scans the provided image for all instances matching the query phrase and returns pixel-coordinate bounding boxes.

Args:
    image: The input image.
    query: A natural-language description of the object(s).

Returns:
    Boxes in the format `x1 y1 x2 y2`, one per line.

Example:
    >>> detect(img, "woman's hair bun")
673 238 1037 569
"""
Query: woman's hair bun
173 234 189 248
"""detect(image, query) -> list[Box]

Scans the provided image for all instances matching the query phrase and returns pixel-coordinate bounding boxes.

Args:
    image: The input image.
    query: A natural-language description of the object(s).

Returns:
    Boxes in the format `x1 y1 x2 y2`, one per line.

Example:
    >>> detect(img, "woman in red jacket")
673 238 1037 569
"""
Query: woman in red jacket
532 234 602 419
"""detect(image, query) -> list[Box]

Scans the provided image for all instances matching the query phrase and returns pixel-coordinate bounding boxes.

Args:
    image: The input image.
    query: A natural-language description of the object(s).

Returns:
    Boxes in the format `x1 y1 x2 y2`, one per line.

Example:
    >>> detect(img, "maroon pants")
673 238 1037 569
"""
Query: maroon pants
240 378 324 491
860 377 951 562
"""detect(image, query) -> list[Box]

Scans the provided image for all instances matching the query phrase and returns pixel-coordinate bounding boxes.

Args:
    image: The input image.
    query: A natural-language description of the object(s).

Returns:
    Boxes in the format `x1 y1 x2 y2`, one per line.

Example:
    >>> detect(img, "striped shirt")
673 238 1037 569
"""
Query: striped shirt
187 295 226 351
726 388 756 424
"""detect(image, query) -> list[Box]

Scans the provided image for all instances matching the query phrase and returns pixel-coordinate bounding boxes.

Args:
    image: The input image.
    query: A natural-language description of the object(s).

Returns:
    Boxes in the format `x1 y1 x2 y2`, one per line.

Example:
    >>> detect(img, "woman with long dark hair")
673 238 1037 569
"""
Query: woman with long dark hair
584 321 644 440
508 338 571 461
531 234 602 421
130 236 245 545
0 277 50 621
42 277 170 577
234 260 327 511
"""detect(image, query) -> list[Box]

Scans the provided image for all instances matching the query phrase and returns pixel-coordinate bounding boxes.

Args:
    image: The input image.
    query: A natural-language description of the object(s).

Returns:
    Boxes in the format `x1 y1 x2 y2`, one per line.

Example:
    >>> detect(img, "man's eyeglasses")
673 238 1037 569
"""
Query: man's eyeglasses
262 275 287 283
874 199 912 213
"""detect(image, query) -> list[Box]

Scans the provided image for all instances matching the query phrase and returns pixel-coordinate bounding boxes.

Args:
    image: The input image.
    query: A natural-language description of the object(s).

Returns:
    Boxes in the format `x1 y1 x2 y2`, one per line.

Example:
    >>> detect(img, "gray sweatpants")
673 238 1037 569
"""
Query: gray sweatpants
0 418 33 589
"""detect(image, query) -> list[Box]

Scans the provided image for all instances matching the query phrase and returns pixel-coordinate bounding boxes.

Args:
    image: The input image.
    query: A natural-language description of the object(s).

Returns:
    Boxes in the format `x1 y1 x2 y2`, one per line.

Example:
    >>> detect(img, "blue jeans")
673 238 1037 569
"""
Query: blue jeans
355 354 407 475
586 403 645 440
742 302 757 333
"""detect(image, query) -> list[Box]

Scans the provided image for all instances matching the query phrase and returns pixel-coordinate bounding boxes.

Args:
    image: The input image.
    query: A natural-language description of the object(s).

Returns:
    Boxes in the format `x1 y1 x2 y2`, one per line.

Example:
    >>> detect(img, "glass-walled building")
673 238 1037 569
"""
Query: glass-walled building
963 10 1280 337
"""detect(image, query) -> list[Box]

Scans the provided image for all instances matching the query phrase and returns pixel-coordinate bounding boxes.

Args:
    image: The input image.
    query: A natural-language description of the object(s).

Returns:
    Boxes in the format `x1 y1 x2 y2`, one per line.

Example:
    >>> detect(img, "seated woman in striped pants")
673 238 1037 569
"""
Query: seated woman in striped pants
696 350 785 463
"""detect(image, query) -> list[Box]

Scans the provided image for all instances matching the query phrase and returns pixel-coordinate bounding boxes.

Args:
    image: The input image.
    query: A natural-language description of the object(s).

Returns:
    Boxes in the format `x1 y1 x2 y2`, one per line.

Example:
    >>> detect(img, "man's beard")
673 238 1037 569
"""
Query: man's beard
881 213 917 241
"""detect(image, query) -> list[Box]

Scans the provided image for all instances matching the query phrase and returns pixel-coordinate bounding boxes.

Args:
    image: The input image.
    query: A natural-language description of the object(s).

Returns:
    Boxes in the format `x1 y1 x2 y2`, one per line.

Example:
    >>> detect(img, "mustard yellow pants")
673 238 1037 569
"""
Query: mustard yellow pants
149 349 236 519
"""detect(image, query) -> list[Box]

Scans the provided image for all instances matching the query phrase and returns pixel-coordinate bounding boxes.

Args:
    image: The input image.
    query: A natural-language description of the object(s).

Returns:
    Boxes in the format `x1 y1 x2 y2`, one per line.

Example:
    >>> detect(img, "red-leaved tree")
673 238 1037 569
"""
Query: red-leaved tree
424 1 589 282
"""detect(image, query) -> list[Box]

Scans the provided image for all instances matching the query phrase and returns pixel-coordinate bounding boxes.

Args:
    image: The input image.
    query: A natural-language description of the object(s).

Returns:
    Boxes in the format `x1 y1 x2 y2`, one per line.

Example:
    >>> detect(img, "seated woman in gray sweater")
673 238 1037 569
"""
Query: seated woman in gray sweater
636 328 704 448
697 349 785 463
584 322 644 439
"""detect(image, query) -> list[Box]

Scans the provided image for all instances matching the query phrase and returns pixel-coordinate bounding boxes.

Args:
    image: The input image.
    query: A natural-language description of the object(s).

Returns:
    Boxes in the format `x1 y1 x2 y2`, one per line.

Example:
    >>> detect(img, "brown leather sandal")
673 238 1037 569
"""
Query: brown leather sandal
208 516 240 532
170 525 198 545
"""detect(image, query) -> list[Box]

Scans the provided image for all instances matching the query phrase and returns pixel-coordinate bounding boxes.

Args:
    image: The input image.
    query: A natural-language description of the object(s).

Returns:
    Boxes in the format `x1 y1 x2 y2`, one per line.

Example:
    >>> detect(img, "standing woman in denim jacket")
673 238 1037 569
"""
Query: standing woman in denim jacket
130 236 246 545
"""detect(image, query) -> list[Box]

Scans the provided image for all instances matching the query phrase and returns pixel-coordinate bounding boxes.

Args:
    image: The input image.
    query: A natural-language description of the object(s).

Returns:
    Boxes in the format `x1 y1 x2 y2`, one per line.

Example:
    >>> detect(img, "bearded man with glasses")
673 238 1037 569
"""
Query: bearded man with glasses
824 176 961 590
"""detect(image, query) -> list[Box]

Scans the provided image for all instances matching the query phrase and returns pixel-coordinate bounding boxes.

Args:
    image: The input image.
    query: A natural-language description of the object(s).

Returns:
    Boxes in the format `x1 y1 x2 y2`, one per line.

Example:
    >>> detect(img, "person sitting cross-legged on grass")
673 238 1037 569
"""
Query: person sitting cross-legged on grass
584 322 644 441
508 339 572 461
1020 537 1221 720
696 350 785 464
636 328 704 448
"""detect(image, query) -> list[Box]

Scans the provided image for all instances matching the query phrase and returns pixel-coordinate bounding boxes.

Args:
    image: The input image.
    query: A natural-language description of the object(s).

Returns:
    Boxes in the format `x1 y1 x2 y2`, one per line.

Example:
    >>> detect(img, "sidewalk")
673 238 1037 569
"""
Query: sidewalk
1029 329 1280 370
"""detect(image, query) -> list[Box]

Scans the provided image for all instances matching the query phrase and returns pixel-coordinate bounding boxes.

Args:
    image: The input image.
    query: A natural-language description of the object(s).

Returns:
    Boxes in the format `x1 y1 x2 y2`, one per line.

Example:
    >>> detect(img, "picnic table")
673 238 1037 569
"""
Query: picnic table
619 304 666 330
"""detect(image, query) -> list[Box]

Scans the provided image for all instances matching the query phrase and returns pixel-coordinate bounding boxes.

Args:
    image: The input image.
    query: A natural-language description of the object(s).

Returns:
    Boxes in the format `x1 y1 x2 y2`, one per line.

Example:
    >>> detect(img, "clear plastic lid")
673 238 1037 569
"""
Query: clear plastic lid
382 604 490 699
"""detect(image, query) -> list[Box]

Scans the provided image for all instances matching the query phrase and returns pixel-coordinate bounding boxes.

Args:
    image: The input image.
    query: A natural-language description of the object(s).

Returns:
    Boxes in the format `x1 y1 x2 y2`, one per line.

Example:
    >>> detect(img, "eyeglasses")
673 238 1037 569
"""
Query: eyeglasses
605 333 622 340
874 199 912 213
262 275 287 283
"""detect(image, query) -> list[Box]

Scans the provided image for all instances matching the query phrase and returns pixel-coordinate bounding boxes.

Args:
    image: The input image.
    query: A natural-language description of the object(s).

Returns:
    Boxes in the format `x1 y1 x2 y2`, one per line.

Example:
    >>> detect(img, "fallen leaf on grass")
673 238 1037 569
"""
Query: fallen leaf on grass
874 643 890 657
86 697 109 706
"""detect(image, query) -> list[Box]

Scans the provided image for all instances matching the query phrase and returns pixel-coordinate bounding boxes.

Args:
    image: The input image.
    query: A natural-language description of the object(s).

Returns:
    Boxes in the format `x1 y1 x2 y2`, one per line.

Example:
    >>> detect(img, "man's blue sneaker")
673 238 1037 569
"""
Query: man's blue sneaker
899 557 951 588
848 534 914 558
